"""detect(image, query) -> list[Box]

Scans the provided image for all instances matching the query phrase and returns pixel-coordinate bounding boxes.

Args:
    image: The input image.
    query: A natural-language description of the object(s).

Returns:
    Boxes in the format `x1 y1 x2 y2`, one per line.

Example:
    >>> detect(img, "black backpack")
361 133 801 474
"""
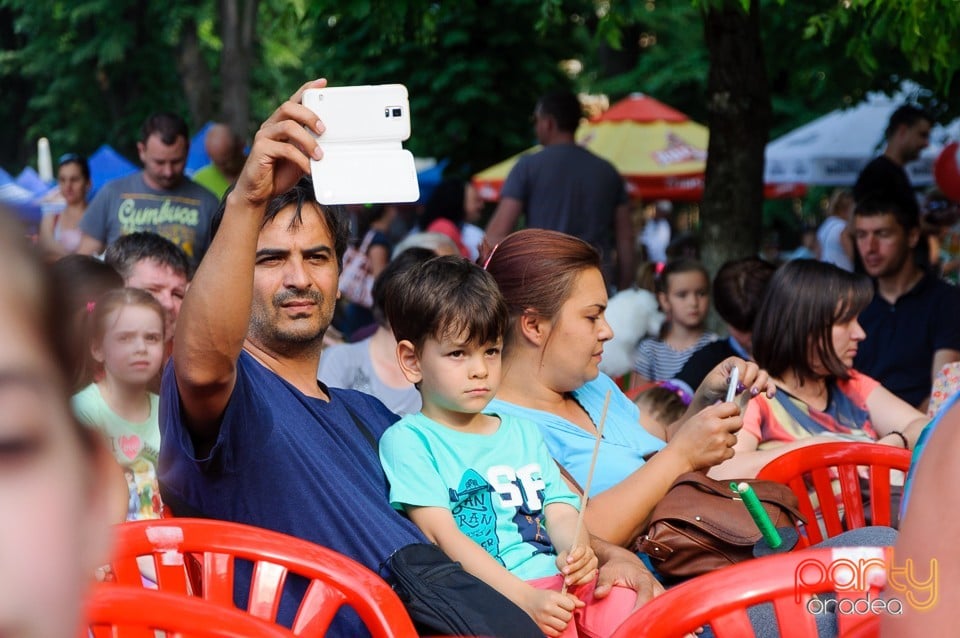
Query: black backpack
383 542 543 638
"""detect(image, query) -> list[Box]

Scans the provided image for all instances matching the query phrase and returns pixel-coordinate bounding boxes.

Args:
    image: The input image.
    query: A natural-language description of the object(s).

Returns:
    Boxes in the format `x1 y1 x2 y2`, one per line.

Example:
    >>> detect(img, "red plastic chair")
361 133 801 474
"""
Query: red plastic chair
841 614 881 637
756 442 911 546
106 518 418 638
84 584 296 637
610 546 890 638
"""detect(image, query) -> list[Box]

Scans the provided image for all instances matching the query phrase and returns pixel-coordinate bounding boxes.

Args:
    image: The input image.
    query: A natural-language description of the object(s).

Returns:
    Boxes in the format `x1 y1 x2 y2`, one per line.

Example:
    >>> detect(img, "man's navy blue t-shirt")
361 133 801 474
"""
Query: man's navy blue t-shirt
159 351 425 636
854 273 960 407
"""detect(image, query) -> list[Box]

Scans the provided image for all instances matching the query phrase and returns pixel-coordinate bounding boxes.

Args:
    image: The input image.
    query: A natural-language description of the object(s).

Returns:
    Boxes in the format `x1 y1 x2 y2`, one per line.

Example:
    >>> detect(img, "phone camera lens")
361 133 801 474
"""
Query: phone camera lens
392 108 402 117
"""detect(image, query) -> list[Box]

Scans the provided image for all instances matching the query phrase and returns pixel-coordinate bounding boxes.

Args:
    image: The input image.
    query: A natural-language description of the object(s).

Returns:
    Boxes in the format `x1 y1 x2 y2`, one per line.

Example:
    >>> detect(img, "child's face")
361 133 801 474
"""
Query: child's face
405 332 502 425
92 305 164 387
658 271 709 330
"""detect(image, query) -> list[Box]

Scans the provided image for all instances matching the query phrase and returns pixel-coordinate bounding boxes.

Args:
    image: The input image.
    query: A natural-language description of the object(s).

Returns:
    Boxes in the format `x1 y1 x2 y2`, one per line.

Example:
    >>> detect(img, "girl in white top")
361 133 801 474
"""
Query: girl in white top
72 287 166 521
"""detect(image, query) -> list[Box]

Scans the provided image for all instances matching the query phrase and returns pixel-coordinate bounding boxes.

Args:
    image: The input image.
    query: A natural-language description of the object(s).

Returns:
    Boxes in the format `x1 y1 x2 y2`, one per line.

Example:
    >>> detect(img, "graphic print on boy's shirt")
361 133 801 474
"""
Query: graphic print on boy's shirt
449 464 556 563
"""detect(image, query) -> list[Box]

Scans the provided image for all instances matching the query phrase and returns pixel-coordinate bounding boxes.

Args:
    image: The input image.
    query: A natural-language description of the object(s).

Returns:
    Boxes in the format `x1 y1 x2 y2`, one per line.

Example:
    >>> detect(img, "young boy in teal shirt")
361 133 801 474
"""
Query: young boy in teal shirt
379 255 635 637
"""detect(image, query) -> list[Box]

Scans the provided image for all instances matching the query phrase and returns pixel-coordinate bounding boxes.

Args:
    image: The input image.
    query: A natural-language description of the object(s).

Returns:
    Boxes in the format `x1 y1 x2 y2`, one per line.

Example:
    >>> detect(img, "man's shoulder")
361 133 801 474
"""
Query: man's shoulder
919 275 960 318
854 155 898 187
924 272 960 295
192 164 221 180
92 172 142 200
858 155 899 177
173 179 220 207
328 386 400 431
541 142 614 166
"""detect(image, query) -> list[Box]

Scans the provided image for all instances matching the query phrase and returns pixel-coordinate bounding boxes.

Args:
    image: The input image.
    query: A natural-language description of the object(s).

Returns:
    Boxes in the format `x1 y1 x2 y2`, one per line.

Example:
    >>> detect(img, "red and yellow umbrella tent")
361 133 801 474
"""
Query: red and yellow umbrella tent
472 93 804 202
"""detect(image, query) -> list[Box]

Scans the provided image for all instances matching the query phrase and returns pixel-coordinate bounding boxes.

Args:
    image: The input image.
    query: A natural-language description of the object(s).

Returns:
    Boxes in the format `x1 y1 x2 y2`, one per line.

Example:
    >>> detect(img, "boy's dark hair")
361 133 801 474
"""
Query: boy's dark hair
385 255 508 354
884 104 934 140
371 247 437 327
752 259 873 384
211 176 349 271
712 257 777 333
853 196 919 233
536 91 583 134
140 112 190 146
104 232 191 280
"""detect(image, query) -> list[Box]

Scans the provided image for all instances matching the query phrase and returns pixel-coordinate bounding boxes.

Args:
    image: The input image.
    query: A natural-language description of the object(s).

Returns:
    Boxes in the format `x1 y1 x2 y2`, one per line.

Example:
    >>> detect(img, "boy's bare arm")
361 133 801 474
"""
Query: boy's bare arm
544 502 597 587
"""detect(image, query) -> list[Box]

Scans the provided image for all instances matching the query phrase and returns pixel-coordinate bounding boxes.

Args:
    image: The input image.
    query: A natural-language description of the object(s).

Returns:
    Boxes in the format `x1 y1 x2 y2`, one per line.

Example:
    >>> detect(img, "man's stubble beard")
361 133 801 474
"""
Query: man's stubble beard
248 294 332 358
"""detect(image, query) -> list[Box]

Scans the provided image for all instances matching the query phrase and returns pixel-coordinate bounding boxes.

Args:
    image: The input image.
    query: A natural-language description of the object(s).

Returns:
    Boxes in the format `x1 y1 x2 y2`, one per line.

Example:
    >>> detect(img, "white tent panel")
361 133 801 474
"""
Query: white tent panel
764 93 948 187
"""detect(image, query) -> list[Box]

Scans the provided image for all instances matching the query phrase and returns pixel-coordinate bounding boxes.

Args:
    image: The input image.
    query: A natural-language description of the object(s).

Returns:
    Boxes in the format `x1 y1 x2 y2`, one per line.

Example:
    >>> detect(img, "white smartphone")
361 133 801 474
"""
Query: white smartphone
302 84 420 205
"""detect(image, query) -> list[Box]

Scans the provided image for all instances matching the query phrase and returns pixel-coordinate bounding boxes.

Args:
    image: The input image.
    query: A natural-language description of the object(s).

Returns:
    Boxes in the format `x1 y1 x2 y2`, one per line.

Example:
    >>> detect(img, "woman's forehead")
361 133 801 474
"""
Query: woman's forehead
566 268 607 304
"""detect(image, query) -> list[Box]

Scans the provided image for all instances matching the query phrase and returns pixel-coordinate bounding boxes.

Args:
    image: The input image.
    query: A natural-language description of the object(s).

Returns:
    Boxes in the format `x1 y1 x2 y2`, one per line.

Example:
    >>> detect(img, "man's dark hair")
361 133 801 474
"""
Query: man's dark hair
853 196 919 233
385 255 508 355
536 91 583 134
210 176 349 271
140 112 190 146
371 247 436 327
712 257 777 333
104 232 191 280
884 105 934 140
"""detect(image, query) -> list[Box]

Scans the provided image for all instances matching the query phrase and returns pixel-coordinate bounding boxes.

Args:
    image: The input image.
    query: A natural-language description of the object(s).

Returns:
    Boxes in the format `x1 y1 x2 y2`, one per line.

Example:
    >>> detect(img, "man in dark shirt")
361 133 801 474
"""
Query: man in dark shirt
852 197 960 409
853 104 932 220
484 91 635 290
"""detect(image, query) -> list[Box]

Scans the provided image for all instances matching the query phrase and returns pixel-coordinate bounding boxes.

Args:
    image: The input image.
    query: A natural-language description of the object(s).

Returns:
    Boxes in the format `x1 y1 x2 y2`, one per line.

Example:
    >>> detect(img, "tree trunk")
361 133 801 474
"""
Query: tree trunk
219 0 258 138
700 0 770 279
177 17 214 131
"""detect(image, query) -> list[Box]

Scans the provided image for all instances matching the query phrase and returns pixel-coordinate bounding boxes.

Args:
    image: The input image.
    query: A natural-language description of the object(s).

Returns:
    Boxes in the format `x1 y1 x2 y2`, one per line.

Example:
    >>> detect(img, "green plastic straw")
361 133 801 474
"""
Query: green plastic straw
732 481 782 549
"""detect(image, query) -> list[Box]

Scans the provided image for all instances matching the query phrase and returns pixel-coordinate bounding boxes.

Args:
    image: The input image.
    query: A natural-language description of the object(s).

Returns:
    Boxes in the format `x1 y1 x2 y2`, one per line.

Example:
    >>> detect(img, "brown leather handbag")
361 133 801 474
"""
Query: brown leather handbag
635 471 805 582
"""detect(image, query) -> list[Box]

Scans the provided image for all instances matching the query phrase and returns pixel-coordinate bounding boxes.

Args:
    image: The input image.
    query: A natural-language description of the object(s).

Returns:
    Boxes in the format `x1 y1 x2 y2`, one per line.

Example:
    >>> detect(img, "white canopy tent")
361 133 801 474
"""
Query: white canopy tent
764 91 953 187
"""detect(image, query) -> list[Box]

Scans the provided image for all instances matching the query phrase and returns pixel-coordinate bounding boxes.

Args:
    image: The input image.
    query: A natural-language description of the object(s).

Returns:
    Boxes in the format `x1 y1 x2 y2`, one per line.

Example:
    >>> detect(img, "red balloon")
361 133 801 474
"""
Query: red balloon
935 141 960 202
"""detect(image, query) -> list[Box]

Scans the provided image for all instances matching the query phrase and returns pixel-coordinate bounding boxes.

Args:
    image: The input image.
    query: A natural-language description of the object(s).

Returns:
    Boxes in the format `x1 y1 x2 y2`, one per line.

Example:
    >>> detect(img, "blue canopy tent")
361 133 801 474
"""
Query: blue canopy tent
416 159 448 205
0 167 43 231
88 144 138 195
186 121 213 176
16 166 50 195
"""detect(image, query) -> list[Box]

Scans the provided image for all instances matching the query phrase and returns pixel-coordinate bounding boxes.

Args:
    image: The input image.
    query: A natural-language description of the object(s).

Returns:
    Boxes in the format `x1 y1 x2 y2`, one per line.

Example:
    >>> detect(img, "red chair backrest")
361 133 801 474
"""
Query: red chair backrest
84 584 297 637
756 442 911 545
610 546 891 638
107 518 418 638
841 614 881 638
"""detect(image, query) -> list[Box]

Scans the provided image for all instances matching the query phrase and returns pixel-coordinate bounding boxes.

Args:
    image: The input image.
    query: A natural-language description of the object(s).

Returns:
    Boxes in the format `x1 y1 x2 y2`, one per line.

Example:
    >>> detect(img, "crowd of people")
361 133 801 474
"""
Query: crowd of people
2 79 959 637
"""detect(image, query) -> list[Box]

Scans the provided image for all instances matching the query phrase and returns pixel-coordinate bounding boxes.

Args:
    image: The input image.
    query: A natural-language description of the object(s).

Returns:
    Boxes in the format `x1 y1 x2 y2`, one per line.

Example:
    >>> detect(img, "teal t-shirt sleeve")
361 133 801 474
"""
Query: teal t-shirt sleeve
532 425 581 511
379 422 452 512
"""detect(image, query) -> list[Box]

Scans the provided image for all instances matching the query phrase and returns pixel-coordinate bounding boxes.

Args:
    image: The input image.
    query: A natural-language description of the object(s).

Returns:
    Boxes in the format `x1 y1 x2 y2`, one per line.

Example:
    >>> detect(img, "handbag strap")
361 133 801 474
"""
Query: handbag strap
343 403 379 452
556 461 584 495
670 472 805 522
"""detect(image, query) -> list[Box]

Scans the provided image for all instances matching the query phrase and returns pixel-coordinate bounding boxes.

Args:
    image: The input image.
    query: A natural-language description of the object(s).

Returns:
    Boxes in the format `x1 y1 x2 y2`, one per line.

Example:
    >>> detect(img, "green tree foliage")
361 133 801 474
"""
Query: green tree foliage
0 0 206 163
296 0 594 177
806 0 959 95
1 0 595 179
2 0 957 196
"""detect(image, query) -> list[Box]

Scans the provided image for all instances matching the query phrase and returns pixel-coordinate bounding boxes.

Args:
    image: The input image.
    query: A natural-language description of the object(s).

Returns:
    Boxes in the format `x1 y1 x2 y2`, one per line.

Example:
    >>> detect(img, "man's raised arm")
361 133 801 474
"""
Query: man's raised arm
172 79 328 442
